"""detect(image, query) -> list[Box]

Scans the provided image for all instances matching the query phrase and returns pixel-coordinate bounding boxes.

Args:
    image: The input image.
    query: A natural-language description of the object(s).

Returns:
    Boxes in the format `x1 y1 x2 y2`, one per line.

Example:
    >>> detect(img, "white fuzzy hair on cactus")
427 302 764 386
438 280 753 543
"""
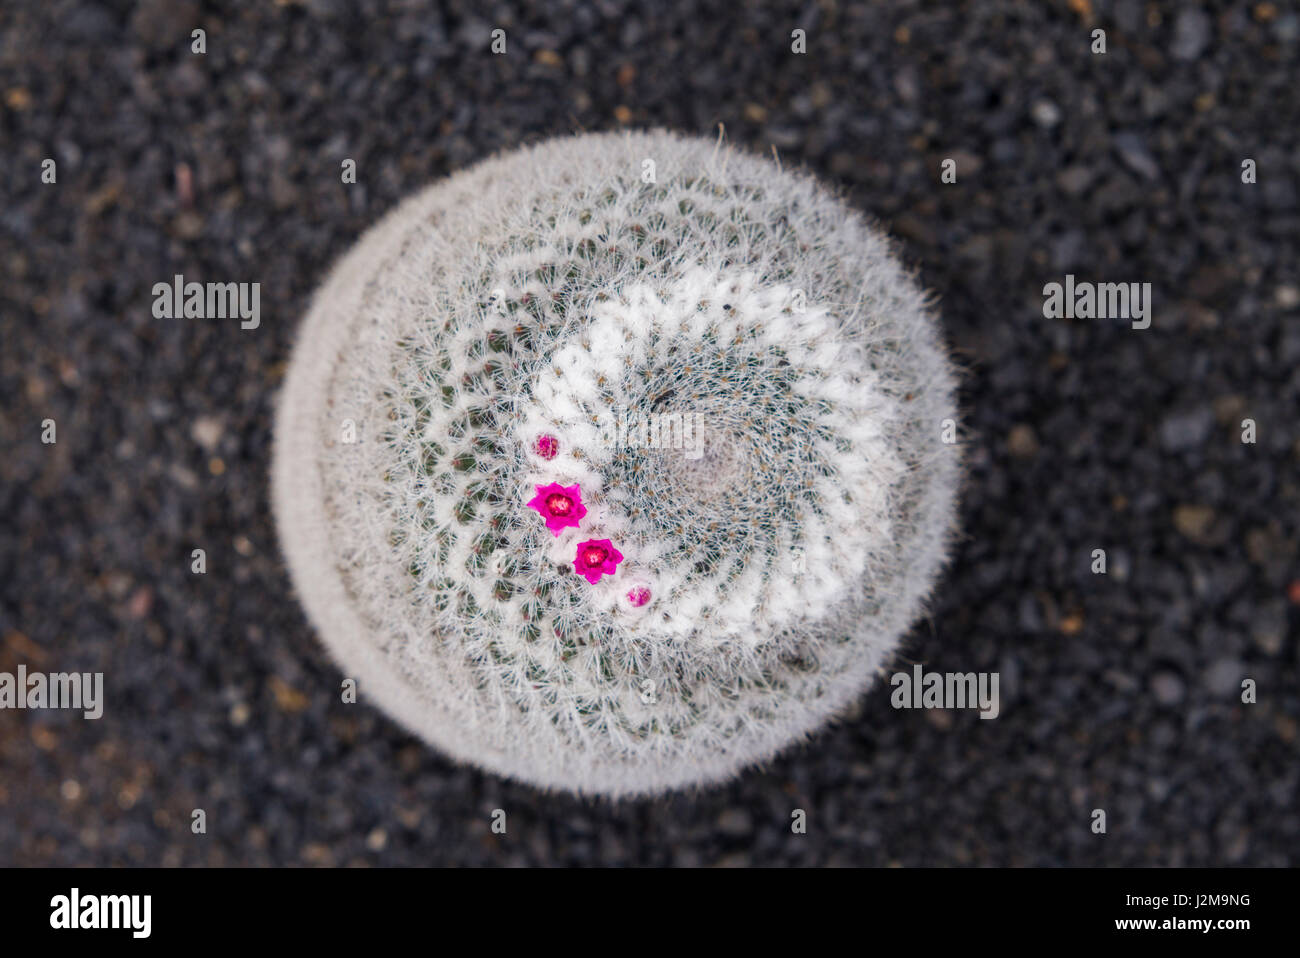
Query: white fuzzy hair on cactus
273 130 960 797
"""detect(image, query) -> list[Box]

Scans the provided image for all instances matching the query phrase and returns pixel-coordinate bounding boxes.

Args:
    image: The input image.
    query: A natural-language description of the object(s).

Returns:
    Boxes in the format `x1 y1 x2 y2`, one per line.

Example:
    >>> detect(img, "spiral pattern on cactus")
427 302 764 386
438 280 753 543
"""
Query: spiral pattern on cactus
273 130 960 796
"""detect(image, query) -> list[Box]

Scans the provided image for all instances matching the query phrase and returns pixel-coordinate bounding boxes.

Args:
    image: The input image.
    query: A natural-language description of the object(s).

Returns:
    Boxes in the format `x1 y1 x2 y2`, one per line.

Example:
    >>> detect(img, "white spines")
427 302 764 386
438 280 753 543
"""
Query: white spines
273 130 961 797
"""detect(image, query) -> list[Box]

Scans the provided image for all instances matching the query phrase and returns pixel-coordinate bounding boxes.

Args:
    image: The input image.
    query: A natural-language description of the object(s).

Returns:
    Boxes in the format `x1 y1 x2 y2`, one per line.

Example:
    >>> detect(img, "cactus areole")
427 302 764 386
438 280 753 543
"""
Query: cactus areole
273 131 960 797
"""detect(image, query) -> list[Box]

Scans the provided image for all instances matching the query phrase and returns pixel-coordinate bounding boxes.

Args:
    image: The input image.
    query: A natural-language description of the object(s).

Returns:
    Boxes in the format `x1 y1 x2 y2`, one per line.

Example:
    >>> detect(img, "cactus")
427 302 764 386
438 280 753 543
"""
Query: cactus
273 130 960 797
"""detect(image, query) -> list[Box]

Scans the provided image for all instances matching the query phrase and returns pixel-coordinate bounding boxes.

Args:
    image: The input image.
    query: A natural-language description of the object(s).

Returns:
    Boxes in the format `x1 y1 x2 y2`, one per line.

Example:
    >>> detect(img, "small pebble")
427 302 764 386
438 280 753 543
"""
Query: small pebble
1151 671 1186 706
1204 659 1243 697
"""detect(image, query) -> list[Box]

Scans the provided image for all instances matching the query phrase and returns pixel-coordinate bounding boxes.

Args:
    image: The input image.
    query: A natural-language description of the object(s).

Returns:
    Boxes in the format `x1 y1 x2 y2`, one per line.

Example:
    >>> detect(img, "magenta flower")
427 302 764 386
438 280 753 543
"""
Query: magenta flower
574 538 623 583
527 482 586 535
626 586 651 607
534 434 559 460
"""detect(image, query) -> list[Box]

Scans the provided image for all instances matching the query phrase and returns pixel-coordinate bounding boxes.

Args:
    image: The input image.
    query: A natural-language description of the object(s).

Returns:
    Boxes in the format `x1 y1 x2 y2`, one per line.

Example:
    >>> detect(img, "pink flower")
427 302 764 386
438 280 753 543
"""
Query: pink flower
574 538 623 583
626 586 651 607
534 434 559 460
526 482 586 536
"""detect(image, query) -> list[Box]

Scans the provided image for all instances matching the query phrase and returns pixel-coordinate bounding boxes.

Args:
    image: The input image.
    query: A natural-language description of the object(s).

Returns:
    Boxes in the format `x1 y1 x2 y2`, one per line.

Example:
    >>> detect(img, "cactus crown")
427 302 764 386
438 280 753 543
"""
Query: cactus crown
274 131 960 796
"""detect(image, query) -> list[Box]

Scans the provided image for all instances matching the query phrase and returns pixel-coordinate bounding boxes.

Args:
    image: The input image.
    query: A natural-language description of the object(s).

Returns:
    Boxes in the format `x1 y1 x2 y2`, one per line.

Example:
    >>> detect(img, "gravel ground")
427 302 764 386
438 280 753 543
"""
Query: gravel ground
1 0 1297 866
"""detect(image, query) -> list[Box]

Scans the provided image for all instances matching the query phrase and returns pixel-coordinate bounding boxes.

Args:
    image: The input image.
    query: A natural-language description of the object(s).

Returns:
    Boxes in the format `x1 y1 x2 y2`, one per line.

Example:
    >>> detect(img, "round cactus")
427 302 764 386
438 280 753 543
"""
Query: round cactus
273 130 960 796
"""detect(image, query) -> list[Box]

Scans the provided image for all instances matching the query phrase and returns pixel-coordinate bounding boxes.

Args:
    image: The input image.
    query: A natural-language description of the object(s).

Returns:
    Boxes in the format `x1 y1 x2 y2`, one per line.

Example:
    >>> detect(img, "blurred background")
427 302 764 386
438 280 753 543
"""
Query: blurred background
1 0 1296 866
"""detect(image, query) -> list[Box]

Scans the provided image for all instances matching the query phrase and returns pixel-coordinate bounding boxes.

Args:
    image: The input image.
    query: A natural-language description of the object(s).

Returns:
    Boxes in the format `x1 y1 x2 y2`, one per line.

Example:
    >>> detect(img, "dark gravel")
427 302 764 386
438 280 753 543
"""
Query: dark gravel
2 0 1297 866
